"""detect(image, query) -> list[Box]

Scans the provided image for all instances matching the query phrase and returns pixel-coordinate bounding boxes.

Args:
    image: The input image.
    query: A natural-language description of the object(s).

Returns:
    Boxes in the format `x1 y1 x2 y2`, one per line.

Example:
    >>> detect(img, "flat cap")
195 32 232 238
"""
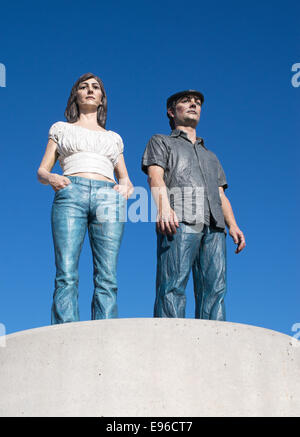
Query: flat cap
167 89 205 108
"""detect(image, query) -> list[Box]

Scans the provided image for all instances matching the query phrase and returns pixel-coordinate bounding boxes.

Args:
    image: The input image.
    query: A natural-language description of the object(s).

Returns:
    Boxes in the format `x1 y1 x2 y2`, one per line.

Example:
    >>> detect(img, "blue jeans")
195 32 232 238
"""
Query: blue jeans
154 223 227 320
51 176 125 324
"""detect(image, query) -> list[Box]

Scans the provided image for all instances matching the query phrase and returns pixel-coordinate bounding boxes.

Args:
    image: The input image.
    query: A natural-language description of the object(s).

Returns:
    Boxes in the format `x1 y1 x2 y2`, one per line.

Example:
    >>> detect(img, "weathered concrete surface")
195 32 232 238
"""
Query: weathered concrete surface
0 318 299 417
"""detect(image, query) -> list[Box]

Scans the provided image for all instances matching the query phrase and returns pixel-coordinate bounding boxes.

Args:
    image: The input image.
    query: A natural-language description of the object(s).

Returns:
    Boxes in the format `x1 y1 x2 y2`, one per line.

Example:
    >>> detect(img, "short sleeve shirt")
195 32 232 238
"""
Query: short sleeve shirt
142 129 228 229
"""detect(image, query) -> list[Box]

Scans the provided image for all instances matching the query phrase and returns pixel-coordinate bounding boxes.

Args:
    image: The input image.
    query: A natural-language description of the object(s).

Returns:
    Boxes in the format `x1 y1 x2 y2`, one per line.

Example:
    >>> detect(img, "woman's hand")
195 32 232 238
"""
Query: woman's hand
48 173 71 192
113 178 134 199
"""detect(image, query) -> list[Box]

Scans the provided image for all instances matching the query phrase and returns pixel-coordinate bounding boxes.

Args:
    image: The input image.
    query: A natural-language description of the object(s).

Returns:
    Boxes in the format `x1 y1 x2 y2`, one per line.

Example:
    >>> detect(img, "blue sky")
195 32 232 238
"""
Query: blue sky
0 0 299 337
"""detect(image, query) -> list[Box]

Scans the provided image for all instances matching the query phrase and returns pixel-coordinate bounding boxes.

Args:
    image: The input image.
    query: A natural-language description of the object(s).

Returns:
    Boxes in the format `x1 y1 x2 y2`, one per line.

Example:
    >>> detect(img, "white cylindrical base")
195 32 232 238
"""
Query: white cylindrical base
0 318 299 416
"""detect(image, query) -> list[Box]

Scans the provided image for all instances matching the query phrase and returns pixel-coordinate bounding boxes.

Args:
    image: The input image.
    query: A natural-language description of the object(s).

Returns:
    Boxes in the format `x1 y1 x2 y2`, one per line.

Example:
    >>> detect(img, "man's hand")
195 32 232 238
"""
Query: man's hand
229 225 246 254
157 208 179 235
147 165 179 235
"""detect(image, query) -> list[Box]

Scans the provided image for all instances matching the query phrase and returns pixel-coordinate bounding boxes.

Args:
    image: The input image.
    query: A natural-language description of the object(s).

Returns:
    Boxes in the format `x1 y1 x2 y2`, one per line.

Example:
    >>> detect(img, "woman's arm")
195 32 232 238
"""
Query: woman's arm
37 139 70 191
114 154 134 199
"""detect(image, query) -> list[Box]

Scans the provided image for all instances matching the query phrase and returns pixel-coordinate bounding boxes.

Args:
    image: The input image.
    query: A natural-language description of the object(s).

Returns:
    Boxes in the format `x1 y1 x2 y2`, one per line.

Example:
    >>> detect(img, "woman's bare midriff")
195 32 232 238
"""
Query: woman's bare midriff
69 172 115 183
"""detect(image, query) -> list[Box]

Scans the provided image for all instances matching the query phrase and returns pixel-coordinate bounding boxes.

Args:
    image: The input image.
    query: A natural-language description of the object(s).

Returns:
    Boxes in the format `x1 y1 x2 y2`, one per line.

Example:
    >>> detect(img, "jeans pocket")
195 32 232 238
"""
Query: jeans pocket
54 182 72 197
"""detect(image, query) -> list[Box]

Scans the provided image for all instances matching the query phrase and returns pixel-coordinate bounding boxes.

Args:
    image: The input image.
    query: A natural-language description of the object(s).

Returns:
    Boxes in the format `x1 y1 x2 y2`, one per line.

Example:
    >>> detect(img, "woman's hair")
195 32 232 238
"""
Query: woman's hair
64 73 107 128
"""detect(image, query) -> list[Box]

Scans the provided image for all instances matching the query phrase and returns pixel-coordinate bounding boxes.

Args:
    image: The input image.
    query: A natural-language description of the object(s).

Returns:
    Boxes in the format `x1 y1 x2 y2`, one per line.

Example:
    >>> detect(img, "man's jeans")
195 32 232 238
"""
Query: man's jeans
154 223 227 320
51 176 125 324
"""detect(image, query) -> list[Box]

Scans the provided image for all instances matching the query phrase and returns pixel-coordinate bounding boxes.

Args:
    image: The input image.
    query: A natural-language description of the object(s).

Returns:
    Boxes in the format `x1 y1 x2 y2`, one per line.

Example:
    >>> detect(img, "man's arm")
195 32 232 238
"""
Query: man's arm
219 187 246 254
147 165 179 235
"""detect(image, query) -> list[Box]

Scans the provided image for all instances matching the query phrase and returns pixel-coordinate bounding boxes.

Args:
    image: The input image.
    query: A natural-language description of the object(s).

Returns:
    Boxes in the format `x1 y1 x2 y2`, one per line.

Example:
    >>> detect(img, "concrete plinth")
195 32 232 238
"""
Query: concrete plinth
0 318 299 416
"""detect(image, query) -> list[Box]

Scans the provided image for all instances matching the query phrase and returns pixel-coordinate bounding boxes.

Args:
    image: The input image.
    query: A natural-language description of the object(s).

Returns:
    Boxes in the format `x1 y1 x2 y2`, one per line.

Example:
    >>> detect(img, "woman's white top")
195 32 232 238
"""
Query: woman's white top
48 121 124 180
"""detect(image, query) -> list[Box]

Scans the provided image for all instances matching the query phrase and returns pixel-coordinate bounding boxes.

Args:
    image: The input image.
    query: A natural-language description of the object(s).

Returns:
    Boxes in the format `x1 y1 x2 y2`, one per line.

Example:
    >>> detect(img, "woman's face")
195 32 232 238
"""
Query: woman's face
76 77 103 110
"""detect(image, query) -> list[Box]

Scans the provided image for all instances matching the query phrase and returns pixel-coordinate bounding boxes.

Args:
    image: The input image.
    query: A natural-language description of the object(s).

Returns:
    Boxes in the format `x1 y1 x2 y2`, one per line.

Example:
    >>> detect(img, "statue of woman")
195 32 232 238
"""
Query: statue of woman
37 73 133 324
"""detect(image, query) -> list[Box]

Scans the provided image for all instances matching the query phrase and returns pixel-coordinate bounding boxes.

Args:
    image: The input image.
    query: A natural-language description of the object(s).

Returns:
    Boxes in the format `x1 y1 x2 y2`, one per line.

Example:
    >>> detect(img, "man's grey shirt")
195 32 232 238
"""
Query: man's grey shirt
142 129 228 230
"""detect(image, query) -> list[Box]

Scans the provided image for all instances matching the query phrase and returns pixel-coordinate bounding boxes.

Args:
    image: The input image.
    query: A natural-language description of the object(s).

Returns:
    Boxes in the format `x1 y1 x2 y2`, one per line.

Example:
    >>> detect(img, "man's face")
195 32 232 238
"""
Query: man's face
169 94 202 128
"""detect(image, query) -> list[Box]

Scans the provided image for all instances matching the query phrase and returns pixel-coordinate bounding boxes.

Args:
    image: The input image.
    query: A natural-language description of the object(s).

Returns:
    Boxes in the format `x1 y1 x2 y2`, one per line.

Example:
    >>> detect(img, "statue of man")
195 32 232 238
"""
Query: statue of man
142 90 246 319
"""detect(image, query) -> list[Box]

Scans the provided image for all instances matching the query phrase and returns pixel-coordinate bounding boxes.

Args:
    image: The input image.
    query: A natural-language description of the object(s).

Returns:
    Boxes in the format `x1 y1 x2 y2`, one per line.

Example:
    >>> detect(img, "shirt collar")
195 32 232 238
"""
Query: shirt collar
170 129 182 137
170 129 206 149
